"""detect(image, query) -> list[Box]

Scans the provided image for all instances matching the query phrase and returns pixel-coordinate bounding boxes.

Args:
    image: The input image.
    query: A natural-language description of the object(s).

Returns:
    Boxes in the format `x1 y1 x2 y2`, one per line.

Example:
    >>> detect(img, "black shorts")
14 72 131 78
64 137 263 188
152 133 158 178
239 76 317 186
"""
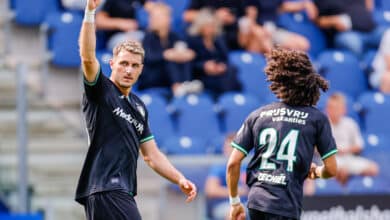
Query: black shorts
249 208 297 220
84 190 142 220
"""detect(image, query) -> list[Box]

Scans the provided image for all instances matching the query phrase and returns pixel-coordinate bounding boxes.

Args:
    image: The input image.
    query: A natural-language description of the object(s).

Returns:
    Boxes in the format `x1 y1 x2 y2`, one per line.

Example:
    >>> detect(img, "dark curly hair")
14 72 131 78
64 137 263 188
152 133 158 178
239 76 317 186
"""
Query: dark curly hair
264 48 329 106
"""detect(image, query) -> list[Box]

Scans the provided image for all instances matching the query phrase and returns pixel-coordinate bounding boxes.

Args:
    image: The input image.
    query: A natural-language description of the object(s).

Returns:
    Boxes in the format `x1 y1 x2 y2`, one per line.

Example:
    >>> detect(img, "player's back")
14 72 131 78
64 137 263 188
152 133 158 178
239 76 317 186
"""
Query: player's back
233 102 337 219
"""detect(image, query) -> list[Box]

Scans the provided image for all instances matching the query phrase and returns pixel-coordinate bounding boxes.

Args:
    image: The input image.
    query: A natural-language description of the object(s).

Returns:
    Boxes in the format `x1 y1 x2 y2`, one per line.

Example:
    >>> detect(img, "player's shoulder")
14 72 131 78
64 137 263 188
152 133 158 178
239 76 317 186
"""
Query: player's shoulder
244 102 281 121
303 105 328 121
246 103 272 119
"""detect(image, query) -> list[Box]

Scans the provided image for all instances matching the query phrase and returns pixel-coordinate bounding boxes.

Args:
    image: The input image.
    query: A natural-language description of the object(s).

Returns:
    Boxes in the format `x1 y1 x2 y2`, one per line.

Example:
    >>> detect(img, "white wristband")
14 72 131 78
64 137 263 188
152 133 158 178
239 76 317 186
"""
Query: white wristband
84 8 96 23
229 196 241 206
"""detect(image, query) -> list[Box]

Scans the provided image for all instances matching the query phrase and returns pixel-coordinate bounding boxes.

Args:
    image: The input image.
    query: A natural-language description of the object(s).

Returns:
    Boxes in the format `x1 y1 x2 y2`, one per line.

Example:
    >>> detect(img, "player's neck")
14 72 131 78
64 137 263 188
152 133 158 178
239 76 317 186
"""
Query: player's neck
112 80 131 96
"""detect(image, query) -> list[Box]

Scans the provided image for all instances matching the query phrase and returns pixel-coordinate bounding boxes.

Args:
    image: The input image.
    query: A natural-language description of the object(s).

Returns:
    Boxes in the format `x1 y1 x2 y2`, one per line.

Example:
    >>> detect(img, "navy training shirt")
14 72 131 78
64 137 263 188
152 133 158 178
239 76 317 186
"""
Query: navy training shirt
232 102 337 219
75 68 153 205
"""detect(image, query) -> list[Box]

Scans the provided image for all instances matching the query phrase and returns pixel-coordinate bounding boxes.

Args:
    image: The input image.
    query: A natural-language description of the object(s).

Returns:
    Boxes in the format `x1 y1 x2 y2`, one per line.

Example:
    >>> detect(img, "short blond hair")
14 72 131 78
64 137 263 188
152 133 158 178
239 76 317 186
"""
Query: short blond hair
113 40 145 61
188 8 222 36
150 2 171 15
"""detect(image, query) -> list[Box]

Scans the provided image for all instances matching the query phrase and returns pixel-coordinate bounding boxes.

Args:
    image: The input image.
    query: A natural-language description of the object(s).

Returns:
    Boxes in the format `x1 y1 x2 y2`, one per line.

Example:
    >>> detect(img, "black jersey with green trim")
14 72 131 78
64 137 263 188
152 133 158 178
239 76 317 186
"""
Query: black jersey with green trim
232 102 337 219
75 68 153 205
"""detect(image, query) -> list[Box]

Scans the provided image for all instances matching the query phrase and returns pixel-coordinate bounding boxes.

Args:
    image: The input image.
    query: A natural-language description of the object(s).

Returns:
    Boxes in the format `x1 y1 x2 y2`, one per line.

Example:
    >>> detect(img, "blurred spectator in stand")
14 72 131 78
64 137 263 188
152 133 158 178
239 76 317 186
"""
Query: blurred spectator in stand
370 29 390 89
238 0 313 54
205 133 248 220
379 71 390 94
61 0 90 10
96 0 154 50
138 3 201 97
314 0 387 57
187 9 241 98
183 0 245 50
326 92 379 185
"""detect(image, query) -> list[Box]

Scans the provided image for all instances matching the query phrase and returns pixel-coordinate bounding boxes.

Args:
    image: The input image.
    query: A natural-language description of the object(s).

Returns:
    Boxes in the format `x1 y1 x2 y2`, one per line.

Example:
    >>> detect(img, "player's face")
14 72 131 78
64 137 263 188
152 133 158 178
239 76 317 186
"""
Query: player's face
110 50 143 91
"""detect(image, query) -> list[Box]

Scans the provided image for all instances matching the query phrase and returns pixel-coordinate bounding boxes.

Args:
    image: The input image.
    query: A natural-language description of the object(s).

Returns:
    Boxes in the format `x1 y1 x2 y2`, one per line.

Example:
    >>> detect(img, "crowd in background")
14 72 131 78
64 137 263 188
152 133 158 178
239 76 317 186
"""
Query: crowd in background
61 0 390 98
8 0 389 219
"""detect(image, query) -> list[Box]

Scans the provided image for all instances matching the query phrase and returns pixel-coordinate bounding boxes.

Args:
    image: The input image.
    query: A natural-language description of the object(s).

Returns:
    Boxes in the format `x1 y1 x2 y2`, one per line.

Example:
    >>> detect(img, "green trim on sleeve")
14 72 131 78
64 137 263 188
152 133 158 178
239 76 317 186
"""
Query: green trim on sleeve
231 142 248 156
140 135 154 143
84 65 101 86
321 149 338 160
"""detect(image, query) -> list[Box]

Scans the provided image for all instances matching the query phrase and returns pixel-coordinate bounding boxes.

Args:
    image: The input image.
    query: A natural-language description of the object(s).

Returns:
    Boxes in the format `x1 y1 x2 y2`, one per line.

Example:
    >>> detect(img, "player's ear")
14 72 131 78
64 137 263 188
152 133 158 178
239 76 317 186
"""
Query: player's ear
109 58 114 68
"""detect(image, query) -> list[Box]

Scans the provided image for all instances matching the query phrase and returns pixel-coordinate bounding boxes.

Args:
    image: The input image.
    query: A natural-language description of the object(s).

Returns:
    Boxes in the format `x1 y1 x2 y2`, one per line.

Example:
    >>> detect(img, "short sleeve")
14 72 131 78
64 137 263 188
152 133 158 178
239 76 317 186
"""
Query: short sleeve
84 67 109 103
139 102 154 143
316 115 338 160
232 115 255 156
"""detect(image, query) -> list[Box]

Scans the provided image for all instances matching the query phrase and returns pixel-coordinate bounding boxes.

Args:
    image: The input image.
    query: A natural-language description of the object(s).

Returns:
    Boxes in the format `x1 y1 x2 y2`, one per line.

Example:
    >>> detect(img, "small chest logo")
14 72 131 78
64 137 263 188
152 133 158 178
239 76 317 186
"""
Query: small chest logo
136 104 145 119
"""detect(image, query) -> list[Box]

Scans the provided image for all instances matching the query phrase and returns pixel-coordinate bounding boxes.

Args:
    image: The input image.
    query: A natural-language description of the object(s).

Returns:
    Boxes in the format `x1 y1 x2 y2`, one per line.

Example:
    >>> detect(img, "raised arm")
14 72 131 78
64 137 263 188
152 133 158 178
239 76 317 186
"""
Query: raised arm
80 0 100 83
140 140 197 202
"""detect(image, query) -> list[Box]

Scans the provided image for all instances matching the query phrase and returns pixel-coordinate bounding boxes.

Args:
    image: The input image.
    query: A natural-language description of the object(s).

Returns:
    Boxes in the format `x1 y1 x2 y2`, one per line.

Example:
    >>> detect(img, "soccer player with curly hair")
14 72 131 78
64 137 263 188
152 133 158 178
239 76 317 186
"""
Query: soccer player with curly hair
227 48 338 220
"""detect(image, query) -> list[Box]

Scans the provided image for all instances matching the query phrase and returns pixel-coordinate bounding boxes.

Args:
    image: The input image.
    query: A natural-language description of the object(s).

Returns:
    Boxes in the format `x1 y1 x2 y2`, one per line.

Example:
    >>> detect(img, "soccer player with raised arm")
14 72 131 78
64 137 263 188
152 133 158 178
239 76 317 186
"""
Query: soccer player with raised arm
75 1 197 219
227 48 338 220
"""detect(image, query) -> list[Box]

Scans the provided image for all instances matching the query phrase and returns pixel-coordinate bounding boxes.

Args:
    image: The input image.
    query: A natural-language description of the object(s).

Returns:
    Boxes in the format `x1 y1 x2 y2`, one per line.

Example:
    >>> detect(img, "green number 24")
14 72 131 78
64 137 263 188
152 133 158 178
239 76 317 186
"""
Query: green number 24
259 128 299 172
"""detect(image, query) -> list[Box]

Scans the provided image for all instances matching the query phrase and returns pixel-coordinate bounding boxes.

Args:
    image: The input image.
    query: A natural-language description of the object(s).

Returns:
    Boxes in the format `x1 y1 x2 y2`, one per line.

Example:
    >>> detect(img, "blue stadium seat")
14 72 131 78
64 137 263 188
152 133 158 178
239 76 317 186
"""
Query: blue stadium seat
362 149 390 185
316 92 329 111
278 12 327 58
358 92 390 136
314 179 347 195
206 135 226 154
229 51 275 103
217 92 261 133
163 0 190 35
373 10 390 26
161 136 210 155
0 213 43 220
377 0 390 10
172 94 221 139
45 11 83 67
8 0 15 10
317 50 368 99
347 176 390 194
361 50 377 74
139 93 174 144
13 0 59 26
96 50 112 77
135 4 149 30
362 133 390 155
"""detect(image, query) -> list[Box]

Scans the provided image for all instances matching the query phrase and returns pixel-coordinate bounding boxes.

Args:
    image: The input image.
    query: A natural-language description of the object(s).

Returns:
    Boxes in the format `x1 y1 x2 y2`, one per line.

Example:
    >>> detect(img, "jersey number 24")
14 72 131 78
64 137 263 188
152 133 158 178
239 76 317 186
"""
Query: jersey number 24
259 128 299 172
